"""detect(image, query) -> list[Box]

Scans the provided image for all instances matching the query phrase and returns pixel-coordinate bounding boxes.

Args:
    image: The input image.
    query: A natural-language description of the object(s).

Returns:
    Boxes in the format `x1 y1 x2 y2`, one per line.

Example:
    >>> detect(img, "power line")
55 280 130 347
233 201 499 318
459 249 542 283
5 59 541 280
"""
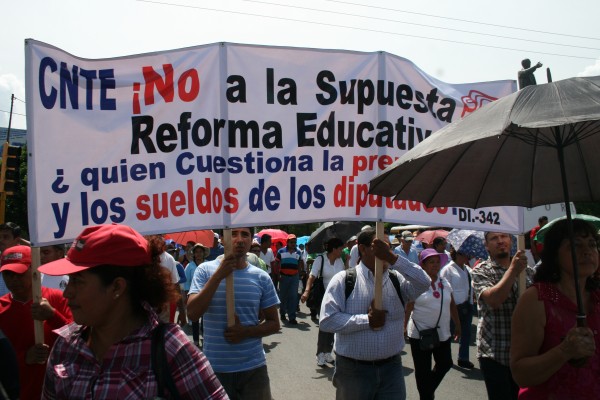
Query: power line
0 109 25 117
242 0 600 51
323 0 600 41
136 0 598 60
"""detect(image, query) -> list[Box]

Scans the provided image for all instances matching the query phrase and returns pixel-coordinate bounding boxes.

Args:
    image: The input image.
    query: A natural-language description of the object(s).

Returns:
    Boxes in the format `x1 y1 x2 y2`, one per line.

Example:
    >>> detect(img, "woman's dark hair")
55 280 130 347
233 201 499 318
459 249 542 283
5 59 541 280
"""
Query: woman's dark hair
87 235 179 316
325 237 344 253
534 219 600 290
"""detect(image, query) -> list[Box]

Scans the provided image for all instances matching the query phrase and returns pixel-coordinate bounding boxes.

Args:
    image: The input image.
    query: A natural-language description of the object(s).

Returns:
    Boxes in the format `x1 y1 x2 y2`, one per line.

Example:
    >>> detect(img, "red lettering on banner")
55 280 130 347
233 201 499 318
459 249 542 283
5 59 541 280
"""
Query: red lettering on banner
135 178 238 220
132 64 201 114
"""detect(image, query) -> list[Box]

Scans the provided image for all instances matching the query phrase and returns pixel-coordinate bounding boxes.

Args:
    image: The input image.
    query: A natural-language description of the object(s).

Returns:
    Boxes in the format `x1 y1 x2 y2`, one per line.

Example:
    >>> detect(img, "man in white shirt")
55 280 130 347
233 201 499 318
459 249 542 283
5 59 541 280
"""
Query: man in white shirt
320 228 431 400
440 249 474 369
259 234 277 287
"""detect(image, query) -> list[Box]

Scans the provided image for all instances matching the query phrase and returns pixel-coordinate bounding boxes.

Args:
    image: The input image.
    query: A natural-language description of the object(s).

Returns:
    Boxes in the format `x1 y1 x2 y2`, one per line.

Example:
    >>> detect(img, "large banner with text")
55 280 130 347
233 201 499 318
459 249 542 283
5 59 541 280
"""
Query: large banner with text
26 40 518 245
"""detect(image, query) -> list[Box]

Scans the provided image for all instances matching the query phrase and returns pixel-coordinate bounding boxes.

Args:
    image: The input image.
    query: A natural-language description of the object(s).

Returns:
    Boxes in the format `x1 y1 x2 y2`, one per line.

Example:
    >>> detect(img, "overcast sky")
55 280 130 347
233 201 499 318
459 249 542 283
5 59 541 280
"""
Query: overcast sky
2 0 599 129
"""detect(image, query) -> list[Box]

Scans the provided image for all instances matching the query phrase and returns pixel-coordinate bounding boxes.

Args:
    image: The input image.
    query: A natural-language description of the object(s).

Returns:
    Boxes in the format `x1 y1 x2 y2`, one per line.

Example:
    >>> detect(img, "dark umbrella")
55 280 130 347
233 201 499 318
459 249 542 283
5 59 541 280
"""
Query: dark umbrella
307 221 365 253
369 75 600 325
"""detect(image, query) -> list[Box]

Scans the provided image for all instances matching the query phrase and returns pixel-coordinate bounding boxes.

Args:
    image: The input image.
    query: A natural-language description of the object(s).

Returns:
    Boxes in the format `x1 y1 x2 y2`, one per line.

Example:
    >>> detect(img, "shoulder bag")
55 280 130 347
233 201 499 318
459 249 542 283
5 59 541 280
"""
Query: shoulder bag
412 283 444 351
306 254 326 310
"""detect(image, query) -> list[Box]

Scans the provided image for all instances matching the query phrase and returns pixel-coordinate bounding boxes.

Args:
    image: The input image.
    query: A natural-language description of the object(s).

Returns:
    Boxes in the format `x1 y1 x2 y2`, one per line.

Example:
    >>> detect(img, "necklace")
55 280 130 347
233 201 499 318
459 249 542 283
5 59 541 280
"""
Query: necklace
431 280 443 299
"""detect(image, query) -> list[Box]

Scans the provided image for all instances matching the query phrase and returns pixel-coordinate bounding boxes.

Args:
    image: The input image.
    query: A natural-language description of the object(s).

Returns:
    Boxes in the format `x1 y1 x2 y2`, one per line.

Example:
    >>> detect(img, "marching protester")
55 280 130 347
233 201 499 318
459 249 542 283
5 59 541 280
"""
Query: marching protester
472 232 534 400
0 329 19 400
319 228 431 400
440 248 475 369
0 245 73 400
394 230 419 264
184 243 211 347
40 244 69 290
405 248 460 400
277 234 304 325
187 227 280 400
39 224 227 399
300 237 345 365
511 219 600 399
0 223 28 297
258 234 277 287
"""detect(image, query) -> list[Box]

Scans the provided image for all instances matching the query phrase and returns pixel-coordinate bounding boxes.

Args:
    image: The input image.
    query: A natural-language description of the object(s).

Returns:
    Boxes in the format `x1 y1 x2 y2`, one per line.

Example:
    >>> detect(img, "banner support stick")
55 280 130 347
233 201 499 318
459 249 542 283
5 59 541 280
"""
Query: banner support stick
374 222 384 310
223 229 236 327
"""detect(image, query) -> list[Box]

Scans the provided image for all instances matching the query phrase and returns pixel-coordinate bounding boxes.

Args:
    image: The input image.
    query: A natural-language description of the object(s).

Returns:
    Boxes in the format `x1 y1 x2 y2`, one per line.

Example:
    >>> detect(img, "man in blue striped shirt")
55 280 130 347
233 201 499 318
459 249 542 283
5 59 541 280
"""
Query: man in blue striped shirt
320 228 431 400
187 227 280 400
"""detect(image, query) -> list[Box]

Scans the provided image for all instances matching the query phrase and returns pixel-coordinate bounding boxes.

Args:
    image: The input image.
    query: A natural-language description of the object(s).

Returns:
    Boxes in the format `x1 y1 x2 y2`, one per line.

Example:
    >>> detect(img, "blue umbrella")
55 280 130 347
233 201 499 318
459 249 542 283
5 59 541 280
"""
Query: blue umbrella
296 236 310 246
447 229 488 260
447 229 517 260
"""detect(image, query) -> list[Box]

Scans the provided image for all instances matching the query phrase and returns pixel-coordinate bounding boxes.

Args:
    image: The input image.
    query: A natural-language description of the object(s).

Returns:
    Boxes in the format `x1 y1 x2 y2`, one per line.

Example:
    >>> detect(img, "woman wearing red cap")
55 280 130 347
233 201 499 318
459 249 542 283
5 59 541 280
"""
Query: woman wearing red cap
39 224 228 400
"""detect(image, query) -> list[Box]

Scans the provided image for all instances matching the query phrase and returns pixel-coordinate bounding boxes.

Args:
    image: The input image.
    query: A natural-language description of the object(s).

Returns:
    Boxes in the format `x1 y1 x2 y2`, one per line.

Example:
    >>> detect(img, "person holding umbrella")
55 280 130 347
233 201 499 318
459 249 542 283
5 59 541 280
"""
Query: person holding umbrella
510 219 600 399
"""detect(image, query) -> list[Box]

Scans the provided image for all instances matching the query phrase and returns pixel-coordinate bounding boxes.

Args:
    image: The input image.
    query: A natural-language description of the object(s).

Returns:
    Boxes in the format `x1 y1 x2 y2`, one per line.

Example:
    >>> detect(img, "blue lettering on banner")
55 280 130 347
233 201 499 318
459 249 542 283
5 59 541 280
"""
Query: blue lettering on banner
38 57 116 110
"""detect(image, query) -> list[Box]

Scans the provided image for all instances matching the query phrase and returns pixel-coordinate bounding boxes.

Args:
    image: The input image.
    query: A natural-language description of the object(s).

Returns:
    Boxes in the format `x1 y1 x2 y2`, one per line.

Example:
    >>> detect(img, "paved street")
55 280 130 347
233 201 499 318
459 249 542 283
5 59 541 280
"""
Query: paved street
187 302 488 399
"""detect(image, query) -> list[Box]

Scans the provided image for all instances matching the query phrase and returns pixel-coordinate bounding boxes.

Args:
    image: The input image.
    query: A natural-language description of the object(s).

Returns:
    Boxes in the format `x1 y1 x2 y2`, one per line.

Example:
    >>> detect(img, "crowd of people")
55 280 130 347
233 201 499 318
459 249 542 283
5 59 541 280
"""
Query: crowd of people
0 217 599 400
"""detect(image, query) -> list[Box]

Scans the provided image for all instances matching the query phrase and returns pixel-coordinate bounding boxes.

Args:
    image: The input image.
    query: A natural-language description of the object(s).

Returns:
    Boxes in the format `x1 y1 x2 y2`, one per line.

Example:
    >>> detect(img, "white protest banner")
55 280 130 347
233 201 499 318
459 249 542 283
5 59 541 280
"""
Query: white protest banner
26 40 517 245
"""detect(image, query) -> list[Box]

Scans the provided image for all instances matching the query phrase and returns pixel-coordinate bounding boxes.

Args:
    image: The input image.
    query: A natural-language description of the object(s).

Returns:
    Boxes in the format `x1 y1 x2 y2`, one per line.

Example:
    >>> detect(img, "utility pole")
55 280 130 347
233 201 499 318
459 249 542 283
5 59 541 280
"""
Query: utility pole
0 94 16 224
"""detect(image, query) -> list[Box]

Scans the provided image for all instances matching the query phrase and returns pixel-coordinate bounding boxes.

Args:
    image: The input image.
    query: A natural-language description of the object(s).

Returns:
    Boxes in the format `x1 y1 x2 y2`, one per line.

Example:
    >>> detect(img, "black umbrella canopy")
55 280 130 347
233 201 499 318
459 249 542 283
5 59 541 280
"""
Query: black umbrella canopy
369 75 600 209
306 221 365 254
369 75 600 325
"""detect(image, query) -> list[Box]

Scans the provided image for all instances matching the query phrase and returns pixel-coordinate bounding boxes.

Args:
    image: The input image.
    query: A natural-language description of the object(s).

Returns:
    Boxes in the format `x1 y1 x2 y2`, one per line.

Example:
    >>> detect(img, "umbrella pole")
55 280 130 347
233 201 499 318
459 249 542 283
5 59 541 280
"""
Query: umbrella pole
517 235 527 297
373 222 384 311
557 142 586 327
223 229 236 327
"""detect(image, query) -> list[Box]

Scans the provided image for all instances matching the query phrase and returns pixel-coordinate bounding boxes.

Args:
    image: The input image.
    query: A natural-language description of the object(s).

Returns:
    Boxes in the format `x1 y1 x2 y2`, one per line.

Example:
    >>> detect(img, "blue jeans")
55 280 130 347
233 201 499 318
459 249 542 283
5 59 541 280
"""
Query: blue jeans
279 274 299 320
450 302 473 361
479 357 519 400
333 354 406 400
216 365 271 400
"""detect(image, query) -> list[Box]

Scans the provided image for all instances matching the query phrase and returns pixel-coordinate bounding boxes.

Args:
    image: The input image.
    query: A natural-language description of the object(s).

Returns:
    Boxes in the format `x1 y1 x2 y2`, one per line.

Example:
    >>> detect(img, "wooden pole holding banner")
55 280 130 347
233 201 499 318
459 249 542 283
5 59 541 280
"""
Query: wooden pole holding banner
517 235 527 296
223 229 236 327
31 247 44 344
373 222 384 310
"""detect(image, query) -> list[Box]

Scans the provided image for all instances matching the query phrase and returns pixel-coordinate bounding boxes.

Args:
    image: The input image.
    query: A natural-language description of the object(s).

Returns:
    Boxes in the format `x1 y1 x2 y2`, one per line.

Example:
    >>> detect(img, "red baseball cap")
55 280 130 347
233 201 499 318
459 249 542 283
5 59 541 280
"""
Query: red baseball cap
38 224 151 276
0 245 32 274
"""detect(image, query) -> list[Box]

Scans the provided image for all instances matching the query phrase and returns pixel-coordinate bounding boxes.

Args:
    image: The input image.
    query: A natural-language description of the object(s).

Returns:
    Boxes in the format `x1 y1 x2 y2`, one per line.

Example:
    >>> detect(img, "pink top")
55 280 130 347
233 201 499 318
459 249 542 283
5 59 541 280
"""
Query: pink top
519 282 600 400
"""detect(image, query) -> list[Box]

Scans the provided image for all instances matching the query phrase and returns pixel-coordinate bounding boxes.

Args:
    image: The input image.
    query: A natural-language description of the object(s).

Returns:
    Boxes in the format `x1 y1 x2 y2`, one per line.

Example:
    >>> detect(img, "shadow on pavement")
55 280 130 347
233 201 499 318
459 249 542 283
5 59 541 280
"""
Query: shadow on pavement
314 363 334 381
451 364 484 381
263 340 281 353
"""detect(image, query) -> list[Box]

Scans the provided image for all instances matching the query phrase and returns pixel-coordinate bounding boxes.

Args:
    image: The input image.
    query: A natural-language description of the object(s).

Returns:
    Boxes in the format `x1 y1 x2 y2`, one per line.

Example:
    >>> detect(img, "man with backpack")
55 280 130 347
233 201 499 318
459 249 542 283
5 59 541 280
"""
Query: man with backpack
319 228 431 400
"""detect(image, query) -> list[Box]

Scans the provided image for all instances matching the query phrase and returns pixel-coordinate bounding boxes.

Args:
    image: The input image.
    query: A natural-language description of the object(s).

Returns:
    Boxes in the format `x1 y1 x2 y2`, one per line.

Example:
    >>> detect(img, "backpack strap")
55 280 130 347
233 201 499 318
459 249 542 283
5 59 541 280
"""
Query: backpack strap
344 267 405 308
151 323 182 400
388 269 405 309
